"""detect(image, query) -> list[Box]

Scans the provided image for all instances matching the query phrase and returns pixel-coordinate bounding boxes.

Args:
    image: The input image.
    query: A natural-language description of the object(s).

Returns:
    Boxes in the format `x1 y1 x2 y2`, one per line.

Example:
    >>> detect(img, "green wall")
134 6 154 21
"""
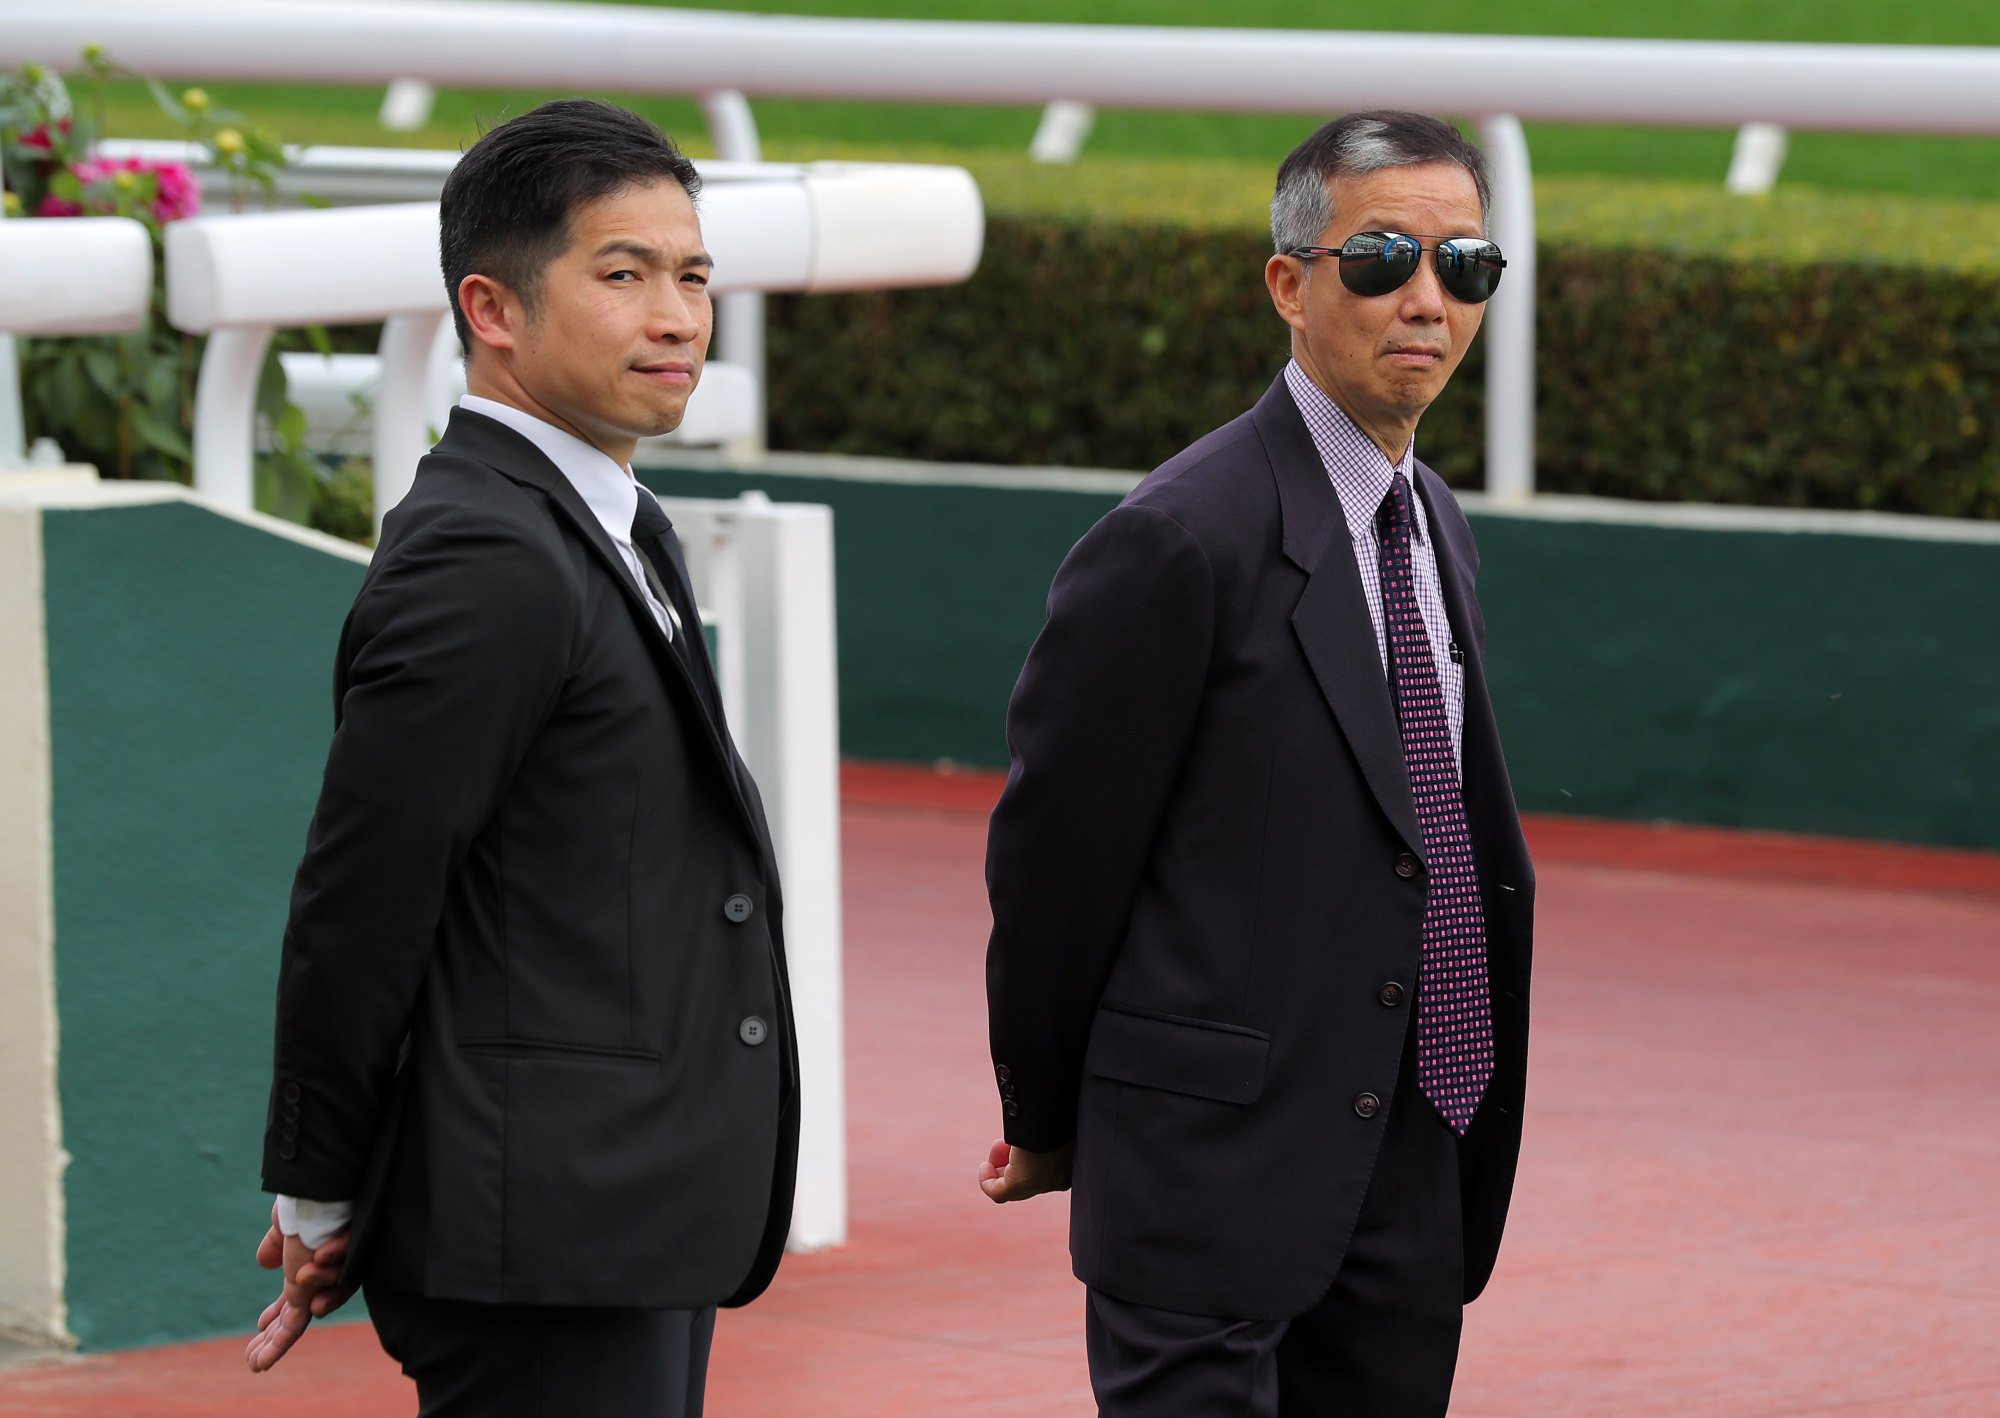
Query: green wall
643 465 2000 852
43 502 363 1350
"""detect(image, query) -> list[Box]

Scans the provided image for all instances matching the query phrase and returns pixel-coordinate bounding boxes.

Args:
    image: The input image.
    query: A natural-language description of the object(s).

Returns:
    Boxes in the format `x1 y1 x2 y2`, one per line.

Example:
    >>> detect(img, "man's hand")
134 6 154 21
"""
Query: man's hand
978 1138 1074 1203
245 1204 358 1372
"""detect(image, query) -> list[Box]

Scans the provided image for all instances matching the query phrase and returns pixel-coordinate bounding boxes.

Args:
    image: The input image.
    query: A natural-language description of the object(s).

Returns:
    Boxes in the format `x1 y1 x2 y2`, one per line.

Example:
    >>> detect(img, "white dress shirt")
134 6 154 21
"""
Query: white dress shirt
1284 360 1466 769
276 396 675 1250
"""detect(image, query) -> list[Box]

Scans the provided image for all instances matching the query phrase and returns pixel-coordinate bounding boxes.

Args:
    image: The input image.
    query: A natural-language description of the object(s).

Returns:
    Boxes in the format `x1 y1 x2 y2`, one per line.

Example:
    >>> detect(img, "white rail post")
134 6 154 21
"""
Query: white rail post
0 162 25 468
191 326 274 511
734 492 845 1252
371 309 450 532
699 91 767 457
1476 114 1536 501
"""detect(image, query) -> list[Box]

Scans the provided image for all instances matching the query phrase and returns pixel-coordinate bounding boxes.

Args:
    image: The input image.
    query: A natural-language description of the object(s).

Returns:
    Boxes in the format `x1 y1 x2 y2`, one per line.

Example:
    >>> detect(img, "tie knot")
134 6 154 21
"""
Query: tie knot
631 492 673 543
1377 474 1412 536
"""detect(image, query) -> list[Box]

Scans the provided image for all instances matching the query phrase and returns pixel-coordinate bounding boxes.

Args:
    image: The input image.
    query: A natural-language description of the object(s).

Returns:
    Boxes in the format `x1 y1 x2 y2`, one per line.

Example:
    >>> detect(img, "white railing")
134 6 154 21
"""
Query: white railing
7 1 2000 497
160 163 983 531
0 216 154 465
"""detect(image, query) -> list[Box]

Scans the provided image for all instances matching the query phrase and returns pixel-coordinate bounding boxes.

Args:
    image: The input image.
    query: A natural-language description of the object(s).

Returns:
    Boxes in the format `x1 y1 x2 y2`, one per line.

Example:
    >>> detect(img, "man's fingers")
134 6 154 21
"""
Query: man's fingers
244 1299 311 1373
255 1226 284 1271
308 1281 359 1318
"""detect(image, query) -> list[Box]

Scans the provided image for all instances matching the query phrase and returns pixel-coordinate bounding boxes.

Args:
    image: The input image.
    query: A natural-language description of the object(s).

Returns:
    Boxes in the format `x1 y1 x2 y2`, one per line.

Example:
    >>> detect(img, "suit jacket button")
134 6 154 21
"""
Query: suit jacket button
1377 982 1405 1008
278 1142 298 1161
1004 1099 1020 1117
738 1016 769 1046
1353 1092 1382 1119
280 1121 299 1142
1394 853 1420 879
1001 1082 1016 1100
282 1102 302 1122
995 1065 1011 1083
723 894 754 924
281 1082 302 1104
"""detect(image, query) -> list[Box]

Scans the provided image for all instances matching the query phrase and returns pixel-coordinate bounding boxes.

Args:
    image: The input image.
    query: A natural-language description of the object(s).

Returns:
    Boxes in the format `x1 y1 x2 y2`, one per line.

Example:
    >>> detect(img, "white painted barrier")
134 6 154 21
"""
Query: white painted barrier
663 491 846 1251
0 215 153 467
160 166 982 530
0 217 153 336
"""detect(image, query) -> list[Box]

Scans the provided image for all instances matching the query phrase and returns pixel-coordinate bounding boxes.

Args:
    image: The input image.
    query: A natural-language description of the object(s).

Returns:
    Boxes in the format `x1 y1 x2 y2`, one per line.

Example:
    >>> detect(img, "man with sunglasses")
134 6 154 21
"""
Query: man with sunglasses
981 110 1534 1415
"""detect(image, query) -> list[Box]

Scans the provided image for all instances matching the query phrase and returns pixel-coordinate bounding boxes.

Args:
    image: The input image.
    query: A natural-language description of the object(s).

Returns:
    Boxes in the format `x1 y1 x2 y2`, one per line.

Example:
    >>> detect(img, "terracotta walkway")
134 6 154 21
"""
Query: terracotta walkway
4 766 1996 1417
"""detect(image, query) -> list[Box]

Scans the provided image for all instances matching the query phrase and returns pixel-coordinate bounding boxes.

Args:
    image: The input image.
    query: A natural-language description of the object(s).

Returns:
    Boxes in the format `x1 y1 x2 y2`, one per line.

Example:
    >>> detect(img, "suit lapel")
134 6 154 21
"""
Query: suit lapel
431 409 759 838
1252 378 1422 855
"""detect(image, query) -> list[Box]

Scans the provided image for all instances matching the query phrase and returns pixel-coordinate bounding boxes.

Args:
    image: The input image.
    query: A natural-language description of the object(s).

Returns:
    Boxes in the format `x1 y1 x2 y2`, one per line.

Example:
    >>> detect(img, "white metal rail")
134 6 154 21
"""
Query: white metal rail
6 2 2000 497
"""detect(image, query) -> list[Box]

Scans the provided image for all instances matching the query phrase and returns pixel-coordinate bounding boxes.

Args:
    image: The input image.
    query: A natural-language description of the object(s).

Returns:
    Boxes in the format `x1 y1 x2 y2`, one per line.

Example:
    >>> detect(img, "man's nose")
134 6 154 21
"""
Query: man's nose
651 282 705 341
1397 257 1450 322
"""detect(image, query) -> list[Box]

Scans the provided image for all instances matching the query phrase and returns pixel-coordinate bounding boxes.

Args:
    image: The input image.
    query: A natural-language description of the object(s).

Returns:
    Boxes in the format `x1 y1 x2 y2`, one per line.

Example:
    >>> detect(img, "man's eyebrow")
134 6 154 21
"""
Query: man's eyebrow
592 239 714 271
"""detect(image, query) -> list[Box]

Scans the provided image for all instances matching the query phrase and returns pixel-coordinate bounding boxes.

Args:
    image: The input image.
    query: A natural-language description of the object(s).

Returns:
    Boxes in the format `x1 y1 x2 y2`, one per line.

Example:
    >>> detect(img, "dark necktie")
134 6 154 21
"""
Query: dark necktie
629 493 723 722
1377 473 1495 1134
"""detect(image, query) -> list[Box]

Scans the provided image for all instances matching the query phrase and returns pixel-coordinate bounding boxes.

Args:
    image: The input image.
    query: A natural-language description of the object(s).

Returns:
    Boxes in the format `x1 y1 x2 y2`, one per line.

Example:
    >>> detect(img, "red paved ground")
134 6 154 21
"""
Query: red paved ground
4 766 1996 1416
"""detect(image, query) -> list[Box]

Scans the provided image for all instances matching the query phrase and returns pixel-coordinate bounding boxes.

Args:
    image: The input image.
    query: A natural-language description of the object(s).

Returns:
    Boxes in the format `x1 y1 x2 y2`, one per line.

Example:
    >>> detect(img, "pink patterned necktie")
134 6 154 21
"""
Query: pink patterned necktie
1377 473 1495 1134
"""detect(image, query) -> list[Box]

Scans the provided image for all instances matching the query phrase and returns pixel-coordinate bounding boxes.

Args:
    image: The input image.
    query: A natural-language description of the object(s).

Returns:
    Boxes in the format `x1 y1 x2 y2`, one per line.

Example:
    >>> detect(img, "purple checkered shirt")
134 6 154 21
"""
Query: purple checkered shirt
1283 361 1465 769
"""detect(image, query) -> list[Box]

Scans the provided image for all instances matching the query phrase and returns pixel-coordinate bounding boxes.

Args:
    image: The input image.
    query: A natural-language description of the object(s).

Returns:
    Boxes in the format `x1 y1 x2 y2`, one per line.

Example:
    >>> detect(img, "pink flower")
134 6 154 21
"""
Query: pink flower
148 161 199 222
33 156 200 224
17 119 71 155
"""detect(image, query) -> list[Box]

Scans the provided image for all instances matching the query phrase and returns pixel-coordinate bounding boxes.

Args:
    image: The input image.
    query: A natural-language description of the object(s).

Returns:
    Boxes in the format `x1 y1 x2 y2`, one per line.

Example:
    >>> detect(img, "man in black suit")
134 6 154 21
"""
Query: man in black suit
243 101 797 1417
981 111 1535 1415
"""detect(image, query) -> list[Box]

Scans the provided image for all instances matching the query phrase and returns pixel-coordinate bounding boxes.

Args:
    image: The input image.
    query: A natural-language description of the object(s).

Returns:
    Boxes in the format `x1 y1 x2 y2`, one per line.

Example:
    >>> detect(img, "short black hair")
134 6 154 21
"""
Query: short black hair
1270 110 1490 252
440 99 701 352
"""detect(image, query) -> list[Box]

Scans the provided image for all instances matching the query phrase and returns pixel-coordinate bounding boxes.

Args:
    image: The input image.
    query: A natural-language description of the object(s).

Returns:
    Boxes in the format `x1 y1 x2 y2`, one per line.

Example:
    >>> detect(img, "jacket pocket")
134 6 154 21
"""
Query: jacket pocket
1083 1005 1270 1105
457 1038 660 1066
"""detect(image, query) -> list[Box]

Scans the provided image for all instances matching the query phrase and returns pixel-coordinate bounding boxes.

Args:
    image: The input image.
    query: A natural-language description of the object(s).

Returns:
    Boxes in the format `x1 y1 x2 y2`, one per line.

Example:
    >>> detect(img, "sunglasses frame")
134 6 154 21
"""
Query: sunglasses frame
1287 231 1507 304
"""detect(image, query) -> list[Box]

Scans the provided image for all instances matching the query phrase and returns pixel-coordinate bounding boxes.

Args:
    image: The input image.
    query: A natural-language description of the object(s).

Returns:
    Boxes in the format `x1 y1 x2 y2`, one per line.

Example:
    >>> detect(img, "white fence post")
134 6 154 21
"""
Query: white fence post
662 490 847 1252
1477 114 1536 502
371 309 450 532
700 91 767 458
190 326 274 511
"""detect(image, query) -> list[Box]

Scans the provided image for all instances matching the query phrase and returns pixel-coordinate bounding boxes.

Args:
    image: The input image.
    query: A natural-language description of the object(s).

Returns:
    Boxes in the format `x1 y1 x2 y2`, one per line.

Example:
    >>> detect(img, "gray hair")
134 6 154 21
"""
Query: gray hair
1270 111 1492 253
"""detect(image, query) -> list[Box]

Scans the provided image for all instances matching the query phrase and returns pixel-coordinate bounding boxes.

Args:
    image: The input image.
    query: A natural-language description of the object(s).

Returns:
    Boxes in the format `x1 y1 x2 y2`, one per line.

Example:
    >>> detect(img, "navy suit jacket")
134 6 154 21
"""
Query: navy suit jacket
986 373 1534 1320
263 408 799 1310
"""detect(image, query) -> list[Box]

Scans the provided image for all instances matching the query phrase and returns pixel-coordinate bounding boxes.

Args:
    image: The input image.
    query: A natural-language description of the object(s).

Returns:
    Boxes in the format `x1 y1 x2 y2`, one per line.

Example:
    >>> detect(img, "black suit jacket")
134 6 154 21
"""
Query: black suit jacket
262 408 799 1309
986 374 1533 1321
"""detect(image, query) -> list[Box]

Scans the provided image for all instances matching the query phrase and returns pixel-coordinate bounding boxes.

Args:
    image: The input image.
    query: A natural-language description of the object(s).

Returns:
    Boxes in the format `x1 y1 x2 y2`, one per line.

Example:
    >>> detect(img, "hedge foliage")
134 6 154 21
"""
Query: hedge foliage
764 214 2000 518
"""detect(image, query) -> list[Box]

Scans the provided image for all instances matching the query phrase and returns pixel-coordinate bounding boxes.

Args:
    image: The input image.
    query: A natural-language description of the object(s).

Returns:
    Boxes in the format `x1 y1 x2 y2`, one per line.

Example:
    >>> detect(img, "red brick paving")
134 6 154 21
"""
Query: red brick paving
4 769 1995 1416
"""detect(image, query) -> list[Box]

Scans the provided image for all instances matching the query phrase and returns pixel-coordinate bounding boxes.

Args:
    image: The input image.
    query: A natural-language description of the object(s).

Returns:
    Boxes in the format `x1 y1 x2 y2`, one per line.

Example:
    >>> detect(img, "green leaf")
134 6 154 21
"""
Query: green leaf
305 324 334 358
144 75 186 127
277 402 308 450
255 450 315 524
127 403 194 465
81 345 124 398
255 344 289 423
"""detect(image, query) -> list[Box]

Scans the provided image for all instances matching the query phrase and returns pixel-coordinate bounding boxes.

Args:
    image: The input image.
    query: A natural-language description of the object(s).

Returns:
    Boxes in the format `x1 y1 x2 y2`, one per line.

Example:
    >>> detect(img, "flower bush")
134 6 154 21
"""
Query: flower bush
0 49 365 535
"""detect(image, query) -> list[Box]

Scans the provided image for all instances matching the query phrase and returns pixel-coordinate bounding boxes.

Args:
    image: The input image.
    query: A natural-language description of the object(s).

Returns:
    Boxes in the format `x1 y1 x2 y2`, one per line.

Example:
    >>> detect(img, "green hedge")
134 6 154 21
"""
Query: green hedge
765 215 2000 518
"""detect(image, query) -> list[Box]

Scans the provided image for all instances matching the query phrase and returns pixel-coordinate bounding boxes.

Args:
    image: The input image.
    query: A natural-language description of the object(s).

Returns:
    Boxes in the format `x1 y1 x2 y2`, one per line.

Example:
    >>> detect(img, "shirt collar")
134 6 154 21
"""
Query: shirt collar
459 394 639 547
1282 360 1424 544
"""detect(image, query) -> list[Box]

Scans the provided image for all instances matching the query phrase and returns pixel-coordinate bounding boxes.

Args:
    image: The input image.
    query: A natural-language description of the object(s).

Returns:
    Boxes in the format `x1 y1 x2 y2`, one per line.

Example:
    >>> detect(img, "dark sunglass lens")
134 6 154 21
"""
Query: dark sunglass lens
1337 232 1419 297
1436 240 1504 303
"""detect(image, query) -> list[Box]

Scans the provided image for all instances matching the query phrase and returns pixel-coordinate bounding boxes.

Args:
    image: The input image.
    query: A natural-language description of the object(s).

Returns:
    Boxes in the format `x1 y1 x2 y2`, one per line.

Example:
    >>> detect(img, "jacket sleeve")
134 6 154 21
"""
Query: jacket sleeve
985 502 1214 1152
262 509 578 1198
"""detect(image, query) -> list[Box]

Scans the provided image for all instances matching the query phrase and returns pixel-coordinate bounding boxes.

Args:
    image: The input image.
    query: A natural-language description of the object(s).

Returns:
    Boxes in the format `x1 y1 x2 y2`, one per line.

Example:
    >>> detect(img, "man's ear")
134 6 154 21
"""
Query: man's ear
1265 253 1309 336
458 273 523 356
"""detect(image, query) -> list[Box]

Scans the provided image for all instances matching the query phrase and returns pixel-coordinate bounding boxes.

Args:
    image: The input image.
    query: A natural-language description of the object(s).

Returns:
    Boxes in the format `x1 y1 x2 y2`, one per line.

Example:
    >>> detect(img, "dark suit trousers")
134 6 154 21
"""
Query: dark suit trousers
365 1286 716 1418
1086 1013 1466 1417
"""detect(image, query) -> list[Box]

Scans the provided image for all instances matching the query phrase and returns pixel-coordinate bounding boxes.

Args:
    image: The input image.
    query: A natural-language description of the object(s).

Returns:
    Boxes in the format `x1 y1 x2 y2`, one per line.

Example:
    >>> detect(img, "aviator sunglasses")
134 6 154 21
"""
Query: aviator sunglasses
1288 231 1507 304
